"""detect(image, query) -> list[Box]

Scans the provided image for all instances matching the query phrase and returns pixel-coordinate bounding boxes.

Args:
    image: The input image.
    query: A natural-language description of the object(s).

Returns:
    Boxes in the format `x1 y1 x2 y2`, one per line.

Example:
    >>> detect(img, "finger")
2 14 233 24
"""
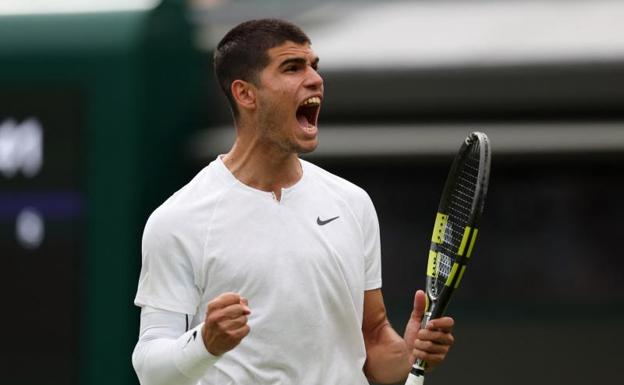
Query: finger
229 324 251 341
219 314 249 331
208 292 243 311
412 350 447 369
413 349 449 367
413 339 451 354
417 329 455 346
218 323 250 343
426 317 454 332
239 297 251 314
219 303 251 319
411 289 427 322
206 304 250 328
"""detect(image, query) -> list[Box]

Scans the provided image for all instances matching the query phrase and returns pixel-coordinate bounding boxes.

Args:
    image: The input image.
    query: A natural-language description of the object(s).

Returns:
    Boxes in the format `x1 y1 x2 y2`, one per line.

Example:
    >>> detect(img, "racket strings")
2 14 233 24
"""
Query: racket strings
431 145 481 294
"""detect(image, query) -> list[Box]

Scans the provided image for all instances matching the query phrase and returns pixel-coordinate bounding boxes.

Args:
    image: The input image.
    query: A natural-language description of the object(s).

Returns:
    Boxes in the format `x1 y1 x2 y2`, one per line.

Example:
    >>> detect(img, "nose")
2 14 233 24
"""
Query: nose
304 66 324 91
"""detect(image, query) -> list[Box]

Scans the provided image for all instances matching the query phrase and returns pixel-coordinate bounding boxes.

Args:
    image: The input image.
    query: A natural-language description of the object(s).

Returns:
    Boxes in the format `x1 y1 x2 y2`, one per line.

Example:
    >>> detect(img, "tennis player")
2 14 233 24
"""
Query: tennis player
132 19 455 385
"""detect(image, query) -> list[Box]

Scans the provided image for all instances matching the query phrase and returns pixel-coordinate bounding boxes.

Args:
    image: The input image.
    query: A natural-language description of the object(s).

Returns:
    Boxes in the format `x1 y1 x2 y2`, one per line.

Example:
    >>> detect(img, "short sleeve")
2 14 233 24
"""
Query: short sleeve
361 194 382 290
134 207 201 315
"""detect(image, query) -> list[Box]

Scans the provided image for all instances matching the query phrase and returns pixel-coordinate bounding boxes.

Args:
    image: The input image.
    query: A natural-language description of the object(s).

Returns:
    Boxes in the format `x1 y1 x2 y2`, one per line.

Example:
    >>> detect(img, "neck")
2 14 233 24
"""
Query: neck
222 132 302 201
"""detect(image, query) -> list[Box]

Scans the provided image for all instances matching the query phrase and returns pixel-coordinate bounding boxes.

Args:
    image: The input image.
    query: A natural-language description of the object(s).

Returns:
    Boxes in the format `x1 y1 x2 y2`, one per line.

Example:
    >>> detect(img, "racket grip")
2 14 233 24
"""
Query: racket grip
404 372 424 385
405 364 425 385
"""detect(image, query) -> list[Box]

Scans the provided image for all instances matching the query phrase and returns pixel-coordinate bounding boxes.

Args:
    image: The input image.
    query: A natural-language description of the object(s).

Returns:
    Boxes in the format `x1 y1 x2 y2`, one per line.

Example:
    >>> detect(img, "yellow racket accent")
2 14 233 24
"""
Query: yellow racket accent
457 226 472 256
454 266 467 289
467 228 479 257
431 213 448 244
426 250 437 277
445 263 459 286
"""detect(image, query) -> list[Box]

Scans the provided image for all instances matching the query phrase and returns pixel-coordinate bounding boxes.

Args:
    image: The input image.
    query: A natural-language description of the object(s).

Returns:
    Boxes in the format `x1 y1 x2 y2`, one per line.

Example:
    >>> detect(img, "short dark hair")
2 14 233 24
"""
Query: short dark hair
214 19 311 117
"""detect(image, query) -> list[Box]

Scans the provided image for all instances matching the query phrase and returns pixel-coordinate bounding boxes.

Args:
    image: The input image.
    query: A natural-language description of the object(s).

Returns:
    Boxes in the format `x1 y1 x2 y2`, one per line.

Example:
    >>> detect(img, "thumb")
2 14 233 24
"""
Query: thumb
240 297 251 314
412 289 427 323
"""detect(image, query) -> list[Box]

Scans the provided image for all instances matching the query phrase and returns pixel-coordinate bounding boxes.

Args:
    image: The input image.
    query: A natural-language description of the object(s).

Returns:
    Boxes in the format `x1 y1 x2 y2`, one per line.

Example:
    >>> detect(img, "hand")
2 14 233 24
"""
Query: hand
404 290 455 371
202 292 251 356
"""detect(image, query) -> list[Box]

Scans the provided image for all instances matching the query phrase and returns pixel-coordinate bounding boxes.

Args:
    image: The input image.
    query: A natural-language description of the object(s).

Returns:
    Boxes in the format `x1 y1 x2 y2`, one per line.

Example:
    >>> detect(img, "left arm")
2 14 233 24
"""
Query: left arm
362 289 455 384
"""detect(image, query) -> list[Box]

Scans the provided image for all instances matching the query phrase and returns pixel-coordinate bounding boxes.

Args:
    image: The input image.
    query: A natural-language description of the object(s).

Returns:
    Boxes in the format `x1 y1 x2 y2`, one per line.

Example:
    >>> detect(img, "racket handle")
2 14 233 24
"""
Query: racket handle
405 363 425 385
405 310 430 385
405 373 424 385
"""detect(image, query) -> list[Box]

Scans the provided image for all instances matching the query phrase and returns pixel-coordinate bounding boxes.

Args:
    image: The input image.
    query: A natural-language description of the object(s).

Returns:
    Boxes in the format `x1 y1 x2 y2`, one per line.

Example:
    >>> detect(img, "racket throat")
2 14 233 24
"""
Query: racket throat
420 311 432 329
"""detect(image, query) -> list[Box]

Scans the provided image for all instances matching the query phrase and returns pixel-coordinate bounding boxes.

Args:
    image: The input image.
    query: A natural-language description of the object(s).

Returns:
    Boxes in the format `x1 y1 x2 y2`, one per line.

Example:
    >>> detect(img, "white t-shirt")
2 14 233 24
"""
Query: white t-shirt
134 156 382 385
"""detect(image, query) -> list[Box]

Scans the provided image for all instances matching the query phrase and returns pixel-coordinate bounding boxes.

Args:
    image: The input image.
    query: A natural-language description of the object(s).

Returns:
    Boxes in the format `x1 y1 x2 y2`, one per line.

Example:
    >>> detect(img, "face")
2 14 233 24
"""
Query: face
254 41 324 154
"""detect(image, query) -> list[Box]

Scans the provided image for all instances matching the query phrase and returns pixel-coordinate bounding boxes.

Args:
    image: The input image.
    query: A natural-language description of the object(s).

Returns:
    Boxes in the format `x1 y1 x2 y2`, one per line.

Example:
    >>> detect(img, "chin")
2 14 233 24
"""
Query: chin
296 138 319 155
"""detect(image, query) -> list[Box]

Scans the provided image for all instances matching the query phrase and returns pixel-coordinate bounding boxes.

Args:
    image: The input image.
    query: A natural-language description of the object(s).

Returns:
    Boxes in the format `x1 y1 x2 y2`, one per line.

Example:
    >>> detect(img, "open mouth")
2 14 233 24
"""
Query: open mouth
296 96 321 132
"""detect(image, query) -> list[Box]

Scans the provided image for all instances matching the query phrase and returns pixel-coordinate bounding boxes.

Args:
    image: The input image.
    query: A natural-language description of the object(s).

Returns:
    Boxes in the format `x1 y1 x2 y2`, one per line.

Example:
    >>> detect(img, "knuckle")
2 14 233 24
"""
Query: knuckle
231 326 250 343
206 314 219 326
215 321 229 333
223 292 241 302
225 329 238 339
209 293 241 310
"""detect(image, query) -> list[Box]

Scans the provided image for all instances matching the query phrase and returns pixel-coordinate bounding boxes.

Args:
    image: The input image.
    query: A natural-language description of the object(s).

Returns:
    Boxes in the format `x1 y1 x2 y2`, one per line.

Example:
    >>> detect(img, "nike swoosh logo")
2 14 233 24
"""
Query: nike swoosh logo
317 216 340 226
185 330 198 346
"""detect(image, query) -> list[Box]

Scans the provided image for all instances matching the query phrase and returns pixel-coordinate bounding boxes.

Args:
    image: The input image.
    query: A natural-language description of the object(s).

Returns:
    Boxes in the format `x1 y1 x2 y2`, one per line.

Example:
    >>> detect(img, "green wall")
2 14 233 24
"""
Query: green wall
0 1 205 384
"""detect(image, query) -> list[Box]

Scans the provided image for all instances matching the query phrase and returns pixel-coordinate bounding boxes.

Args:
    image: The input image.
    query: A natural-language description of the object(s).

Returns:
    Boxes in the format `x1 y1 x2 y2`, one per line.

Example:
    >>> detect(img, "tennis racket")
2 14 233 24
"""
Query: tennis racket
405 131 491 385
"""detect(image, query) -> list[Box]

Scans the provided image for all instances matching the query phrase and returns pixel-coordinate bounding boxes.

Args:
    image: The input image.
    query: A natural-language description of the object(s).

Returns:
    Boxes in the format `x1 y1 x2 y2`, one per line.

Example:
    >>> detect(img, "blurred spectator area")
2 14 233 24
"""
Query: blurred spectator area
189 0 624 158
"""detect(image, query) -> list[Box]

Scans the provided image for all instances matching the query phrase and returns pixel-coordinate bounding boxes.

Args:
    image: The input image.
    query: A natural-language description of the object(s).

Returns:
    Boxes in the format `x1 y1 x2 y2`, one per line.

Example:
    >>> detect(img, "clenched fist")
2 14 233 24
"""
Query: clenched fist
202 292 251 356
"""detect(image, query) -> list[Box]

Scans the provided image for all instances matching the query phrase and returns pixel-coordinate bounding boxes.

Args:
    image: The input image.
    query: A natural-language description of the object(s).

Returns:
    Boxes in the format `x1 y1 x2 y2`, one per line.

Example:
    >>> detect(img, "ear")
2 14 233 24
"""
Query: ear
231 80 257 112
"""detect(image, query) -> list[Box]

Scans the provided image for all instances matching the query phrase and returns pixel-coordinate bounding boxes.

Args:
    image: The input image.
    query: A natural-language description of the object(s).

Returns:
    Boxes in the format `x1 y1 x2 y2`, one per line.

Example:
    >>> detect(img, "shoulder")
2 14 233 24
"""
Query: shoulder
302 159 376 213
143 161 234 243
303 159 371 200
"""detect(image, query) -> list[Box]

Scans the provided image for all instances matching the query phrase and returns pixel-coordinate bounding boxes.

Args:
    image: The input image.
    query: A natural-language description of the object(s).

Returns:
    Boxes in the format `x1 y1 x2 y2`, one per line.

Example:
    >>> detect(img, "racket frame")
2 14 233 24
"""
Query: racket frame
406 131 490 384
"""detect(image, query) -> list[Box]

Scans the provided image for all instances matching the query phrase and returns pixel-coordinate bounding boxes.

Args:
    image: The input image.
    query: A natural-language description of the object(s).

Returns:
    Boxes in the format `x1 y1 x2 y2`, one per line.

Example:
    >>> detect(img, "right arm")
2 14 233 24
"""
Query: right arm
132 293 250 385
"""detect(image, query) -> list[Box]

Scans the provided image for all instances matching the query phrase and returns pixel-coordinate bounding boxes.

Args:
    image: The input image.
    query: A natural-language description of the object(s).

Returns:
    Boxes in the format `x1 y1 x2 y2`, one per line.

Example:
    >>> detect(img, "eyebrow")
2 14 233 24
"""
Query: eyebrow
279 56 320 70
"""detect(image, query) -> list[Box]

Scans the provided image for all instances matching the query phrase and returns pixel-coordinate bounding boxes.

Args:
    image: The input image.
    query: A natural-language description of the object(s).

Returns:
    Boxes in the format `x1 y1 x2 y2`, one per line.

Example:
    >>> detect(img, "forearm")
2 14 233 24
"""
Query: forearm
363 321 412 384
132 307 219 385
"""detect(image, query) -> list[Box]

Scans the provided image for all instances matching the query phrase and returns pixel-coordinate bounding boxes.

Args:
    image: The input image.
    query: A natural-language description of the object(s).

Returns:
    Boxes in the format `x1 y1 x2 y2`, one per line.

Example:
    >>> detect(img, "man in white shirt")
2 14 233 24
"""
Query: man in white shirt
132 18 455 385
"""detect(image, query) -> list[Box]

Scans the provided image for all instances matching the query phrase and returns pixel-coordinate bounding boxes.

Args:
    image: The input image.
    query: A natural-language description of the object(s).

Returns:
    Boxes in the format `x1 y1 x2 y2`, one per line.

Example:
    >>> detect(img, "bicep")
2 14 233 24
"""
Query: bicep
135 209 201 315
138 306 188 341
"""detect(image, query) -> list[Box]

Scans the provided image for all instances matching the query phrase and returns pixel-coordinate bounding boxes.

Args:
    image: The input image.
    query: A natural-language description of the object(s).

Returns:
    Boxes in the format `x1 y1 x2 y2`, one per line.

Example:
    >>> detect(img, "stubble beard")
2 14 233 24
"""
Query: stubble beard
258 100 303 155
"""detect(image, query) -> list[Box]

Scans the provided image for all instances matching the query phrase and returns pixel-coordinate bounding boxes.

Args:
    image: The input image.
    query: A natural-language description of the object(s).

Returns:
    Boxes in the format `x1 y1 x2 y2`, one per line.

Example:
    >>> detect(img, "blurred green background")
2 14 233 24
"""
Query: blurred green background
1 1 623 384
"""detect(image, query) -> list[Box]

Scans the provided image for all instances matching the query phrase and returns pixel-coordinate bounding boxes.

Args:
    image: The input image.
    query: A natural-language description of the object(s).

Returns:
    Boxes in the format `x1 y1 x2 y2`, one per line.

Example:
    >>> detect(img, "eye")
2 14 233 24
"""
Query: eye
284 65 300 73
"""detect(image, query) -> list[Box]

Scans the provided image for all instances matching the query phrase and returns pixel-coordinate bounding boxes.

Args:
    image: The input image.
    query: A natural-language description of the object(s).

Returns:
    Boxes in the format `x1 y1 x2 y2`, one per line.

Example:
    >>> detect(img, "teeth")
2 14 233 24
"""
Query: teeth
300 97 321 107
